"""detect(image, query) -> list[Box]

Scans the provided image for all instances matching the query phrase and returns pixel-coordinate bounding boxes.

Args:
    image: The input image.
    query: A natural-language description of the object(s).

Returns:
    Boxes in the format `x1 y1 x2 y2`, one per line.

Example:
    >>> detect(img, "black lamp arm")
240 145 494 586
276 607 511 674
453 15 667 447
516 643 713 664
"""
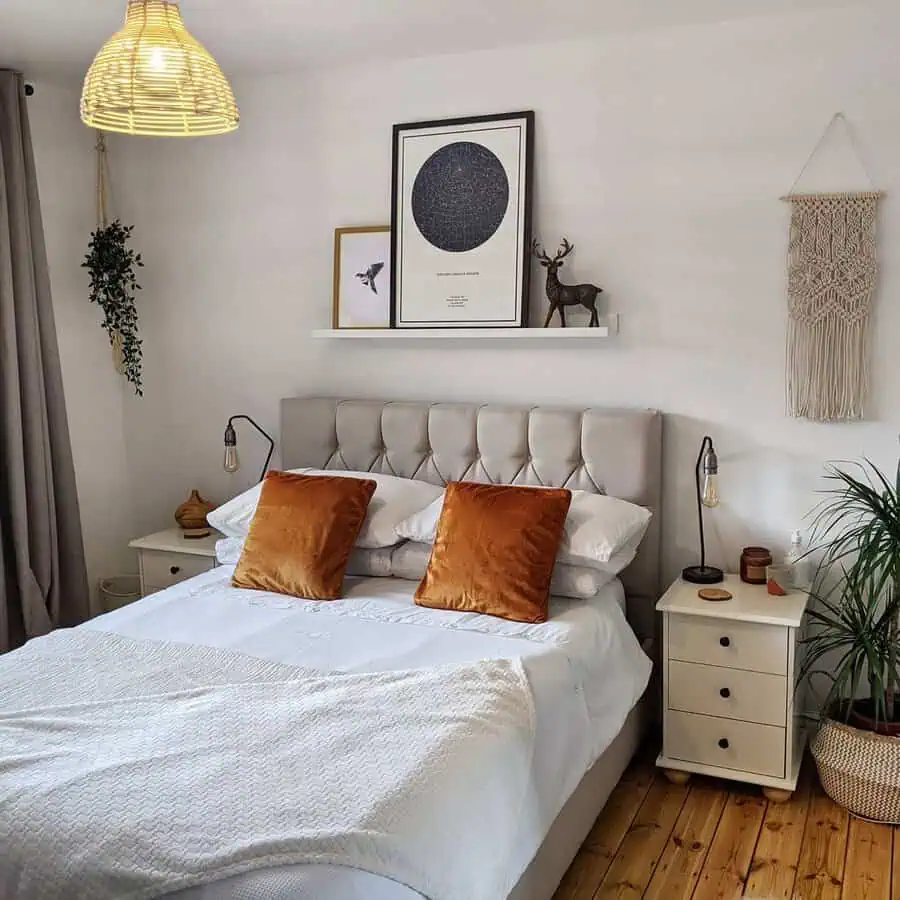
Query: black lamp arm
695 435 714 570
226 415 275 484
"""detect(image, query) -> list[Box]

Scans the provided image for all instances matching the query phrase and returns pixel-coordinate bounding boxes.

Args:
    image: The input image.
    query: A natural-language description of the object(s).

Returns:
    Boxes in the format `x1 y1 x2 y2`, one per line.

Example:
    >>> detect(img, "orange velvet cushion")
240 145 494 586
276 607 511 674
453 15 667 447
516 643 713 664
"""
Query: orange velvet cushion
232 471 376 600
415 482 572 624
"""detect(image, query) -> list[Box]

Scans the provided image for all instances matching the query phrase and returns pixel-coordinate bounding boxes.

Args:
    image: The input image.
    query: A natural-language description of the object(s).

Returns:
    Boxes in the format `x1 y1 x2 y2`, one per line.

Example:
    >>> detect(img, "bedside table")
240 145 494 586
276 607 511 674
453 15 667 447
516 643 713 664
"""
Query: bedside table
656 574 809 802
129 528 222 598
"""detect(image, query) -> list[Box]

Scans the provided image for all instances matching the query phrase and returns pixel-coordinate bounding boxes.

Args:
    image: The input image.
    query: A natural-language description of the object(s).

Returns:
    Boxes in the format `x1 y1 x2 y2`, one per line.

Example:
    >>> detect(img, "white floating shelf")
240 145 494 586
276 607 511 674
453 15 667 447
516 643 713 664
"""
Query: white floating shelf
313 316 618 342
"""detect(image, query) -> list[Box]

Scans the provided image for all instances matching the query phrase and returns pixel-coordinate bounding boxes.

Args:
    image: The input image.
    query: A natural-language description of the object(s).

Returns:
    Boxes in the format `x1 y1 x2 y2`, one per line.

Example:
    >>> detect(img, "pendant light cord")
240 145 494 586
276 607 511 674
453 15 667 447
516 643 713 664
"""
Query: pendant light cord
95 131 110 228
95 130 126 372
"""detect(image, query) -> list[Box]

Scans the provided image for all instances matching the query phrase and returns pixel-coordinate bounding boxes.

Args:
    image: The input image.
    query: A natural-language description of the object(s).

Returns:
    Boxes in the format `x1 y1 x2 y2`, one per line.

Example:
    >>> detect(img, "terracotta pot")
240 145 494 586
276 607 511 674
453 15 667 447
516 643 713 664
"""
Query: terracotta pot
848 696 900 737
175 490 214 532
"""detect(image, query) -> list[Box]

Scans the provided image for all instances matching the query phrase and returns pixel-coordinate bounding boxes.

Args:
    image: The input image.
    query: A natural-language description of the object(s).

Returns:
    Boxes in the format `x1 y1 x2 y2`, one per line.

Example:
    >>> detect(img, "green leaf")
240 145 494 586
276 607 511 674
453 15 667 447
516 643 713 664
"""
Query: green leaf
803 456 900 729
84 220 144 395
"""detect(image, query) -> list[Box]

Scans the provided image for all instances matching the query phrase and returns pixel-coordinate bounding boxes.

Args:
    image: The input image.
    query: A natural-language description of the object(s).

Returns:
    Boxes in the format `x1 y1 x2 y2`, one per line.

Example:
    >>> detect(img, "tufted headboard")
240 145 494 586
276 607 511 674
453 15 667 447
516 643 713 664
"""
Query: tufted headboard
280 397 663 641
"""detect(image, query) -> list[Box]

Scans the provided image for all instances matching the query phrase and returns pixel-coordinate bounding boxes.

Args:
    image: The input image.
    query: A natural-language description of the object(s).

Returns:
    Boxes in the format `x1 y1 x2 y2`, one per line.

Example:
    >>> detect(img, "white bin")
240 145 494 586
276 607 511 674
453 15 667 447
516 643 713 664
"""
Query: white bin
99 575 141 613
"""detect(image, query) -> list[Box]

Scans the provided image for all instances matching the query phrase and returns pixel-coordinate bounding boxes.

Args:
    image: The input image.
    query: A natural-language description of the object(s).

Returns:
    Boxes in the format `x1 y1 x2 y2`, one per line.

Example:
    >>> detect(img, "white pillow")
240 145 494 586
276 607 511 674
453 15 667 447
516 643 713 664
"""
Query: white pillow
393 497 441 545
208 470 444 549
349 547 395 577
215 537 246 565
389 541 432 581
554 565 616 599
395 488 652 566
598 538 642 577
562 492 652 567
208 469 310 539
216 536 394 577
389 542 621 599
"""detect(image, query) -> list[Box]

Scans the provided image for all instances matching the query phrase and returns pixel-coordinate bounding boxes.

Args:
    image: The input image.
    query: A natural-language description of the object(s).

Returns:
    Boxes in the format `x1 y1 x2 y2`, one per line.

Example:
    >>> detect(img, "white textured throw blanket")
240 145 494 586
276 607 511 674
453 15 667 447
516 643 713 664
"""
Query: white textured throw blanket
0 630 536 900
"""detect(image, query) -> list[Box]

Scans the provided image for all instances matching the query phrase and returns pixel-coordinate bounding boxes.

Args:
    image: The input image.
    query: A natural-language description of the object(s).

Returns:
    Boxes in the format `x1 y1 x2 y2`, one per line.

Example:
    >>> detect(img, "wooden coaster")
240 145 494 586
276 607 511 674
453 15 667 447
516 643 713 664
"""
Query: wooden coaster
698 588 733 602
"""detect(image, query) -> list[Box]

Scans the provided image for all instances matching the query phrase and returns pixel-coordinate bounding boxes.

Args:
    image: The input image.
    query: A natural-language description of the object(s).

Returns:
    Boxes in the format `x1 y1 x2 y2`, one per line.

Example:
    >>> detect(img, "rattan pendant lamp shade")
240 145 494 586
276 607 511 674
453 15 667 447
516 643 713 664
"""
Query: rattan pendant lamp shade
81 0 239 137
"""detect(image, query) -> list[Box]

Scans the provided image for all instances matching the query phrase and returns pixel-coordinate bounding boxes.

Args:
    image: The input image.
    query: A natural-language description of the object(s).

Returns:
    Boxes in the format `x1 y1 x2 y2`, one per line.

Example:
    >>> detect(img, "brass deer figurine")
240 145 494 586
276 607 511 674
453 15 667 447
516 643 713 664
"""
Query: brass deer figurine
532 238 603 328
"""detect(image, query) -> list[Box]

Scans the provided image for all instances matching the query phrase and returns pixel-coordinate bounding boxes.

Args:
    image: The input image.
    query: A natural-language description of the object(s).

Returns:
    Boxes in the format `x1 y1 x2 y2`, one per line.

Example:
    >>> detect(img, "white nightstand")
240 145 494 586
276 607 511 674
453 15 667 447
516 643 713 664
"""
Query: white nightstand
129 528 222 598
656 574 809 802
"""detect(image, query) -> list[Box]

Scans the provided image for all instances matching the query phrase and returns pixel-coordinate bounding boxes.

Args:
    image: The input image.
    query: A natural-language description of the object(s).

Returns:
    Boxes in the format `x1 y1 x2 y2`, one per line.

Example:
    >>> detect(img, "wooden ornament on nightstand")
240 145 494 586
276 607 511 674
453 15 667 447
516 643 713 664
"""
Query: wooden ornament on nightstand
698 588 733 602
174 489 214 539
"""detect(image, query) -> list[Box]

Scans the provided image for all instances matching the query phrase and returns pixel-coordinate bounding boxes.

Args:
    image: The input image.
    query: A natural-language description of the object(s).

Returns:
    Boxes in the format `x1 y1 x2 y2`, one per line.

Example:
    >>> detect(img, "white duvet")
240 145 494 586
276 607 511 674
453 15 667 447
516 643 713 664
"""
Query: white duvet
2 570 651 900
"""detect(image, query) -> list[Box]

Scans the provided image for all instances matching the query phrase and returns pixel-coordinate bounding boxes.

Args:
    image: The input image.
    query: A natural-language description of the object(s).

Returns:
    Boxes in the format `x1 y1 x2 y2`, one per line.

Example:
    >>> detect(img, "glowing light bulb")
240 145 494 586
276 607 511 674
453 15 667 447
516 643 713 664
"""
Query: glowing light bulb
701 472 720 508
224 445 240 474
701 443 720 509
149 46 167 73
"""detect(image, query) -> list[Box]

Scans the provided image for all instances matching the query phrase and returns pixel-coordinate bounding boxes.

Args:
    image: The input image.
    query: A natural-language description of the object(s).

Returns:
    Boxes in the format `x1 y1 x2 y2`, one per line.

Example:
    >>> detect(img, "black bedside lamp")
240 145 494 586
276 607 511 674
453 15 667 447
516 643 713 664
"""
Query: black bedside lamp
682 436 724 585
223 415 275 484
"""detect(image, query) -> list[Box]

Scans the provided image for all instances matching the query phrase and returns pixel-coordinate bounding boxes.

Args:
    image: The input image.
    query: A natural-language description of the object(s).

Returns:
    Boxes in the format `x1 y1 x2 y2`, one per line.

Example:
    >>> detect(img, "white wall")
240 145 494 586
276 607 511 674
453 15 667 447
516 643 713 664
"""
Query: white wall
28 83 134 611
119 5 900 584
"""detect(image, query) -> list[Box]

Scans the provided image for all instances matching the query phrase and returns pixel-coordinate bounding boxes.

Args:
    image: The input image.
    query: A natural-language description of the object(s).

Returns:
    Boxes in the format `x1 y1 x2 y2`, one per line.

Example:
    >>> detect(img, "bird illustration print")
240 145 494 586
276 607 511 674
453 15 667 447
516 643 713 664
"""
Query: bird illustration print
356 261 385 294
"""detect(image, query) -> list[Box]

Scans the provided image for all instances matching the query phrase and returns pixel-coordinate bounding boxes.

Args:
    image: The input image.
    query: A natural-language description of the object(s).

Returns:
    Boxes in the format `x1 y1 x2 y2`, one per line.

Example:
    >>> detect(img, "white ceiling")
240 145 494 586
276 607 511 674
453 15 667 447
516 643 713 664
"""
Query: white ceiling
2 0 861 79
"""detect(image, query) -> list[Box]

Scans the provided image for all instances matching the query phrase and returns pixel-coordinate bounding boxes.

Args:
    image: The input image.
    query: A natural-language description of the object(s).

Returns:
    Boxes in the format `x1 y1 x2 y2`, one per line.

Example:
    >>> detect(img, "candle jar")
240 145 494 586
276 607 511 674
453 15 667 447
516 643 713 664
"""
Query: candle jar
741 547 772 585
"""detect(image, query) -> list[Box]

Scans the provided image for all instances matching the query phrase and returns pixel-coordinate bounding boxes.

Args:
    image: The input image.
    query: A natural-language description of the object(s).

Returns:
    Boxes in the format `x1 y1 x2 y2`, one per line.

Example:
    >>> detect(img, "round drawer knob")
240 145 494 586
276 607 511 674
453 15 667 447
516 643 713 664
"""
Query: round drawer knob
170 565 181 576
718 738 730 750
720 636 731 648
720 688 731 699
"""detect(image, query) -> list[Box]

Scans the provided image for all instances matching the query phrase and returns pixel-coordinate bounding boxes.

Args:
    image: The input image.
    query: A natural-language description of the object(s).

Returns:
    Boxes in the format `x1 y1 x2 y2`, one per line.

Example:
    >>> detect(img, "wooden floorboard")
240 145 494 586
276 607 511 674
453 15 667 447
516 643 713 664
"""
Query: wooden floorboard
553 850 612 900
691 790 767 900
553 755 899 900
842 816 893 900
794 779 850 900
594 773 689 899
552 761 654 900
745 760 814 899
581 759 655 858
643 781 726 900
893 830 900 899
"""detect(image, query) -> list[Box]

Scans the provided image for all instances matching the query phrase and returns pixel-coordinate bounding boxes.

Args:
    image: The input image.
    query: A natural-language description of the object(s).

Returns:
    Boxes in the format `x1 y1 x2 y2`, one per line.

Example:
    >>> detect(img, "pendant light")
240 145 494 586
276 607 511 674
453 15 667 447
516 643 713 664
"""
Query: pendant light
81 0 239 137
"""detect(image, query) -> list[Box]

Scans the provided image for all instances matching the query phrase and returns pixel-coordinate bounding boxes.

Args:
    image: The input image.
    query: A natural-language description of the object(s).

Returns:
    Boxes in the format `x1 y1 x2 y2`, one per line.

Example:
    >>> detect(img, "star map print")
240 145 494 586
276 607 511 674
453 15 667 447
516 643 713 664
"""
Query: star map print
411 141 510 253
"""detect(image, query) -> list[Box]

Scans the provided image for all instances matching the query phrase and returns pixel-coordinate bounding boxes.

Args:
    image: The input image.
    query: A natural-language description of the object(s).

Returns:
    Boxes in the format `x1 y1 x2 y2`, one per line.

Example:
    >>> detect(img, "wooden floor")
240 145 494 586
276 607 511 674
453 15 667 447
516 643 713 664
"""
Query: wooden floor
554 752 899 900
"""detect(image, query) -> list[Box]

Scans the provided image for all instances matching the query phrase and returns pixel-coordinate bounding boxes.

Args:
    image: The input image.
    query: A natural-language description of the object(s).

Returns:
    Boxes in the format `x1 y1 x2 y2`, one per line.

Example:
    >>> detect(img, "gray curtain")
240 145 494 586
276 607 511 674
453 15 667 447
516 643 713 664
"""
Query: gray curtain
0 71 89 652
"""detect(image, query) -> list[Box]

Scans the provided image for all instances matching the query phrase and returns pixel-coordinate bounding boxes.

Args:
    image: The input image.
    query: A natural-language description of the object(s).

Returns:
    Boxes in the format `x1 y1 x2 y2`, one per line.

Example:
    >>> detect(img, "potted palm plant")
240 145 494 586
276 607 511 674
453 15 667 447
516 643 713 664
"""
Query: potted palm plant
802 459 900 823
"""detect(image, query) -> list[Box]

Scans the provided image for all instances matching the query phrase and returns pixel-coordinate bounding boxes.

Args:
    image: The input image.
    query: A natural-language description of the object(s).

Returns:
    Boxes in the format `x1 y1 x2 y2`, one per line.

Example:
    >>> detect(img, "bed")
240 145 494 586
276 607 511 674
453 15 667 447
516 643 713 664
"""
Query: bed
0 398 662 900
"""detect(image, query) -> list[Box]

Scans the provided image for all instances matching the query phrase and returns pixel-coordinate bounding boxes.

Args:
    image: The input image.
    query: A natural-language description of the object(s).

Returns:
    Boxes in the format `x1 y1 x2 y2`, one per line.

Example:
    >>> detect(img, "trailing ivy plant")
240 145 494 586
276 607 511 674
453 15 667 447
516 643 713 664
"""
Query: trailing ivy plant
83 219 144 396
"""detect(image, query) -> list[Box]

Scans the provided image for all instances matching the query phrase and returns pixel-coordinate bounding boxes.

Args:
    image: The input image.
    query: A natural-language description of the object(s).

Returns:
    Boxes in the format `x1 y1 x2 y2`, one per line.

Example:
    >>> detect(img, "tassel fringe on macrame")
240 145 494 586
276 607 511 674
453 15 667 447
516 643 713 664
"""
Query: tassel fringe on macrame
784 192 880 422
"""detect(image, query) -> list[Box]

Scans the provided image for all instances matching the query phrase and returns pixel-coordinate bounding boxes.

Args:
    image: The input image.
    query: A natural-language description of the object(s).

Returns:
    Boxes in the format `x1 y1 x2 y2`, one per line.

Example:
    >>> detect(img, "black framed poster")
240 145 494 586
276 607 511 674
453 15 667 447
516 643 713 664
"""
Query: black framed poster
390 111 534 329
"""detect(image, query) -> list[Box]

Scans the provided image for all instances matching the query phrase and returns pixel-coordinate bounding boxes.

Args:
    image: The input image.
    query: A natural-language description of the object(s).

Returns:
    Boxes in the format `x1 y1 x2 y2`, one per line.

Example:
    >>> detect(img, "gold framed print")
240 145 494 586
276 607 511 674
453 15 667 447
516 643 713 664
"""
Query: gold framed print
333 225 391 329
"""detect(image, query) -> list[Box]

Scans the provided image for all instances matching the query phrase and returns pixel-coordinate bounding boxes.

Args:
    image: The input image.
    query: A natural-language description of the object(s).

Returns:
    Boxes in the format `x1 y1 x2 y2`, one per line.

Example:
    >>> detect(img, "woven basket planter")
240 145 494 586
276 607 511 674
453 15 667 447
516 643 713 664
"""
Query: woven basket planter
811 718 900 824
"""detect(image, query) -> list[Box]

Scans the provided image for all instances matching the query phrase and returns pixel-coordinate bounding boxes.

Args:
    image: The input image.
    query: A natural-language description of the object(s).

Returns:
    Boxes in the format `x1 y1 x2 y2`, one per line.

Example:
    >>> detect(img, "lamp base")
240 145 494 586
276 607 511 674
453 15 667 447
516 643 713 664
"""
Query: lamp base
682 565 724 585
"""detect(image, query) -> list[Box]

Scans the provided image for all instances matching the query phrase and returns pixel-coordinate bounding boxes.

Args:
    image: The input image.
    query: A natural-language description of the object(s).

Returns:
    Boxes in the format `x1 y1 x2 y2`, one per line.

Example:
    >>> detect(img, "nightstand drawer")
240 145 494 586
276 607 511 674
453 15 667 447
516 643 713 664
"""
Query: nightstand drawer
668 614 788 675
665 710 786 779
141 550 214 589
668 660 787 726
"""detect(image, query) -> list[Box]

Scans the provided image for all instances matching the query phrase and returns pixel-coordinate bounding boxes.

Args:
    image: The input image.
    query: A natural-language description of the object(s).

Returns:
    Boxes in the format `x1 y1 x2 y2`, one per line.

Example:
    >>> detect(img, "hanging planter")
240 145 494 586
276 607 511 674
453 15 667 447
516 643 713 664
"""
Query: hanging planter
82 132 145 396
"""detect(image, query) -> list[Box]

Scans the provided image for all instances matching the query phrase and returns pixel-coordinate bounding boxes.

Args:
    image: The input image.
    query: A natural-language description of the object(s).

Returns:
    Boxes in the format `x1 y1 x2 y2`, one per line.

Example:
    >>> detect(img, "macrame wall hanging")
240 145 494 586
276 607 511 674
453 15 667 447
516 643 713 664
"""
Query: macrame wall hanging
781 114 882 422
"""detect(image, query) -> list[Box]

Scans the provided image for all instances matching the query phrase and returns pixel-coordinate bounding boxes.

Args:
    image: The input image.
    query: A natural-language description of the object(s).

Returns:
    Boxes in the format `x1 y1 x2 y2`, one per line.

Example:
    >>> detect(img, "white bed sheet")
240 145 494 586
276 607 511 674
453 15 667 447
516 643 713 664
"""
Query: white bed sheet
83 570 650 900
